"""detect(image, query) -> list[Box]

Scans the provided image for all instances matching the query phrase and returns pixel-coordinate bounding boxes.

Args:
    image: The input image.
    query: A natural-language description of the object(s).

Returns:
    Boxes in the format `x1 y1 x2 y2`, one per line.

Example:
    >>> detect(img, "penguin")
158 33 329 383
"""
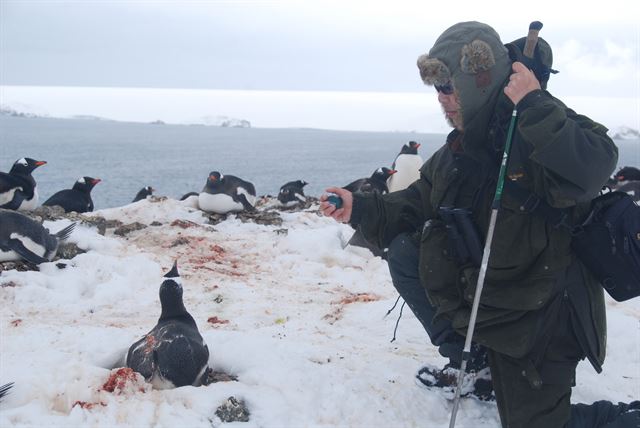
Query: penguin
0 158 47 211
0 382 14 402
277 180 308 207
343 167 396 194
614 166 640 185
0 209 76 264
126 262 209 389
42 176 101 213
198 171 256 214
387 141 424 193
132 186 155 203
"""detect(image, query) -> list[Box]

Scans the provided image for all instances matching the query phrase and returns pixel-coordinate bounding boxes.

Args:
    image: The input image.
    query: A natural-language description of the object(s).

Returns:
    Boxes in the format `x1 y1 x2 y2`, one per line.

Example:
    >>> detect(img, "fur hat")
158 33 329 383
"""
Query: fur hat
417 22 512 130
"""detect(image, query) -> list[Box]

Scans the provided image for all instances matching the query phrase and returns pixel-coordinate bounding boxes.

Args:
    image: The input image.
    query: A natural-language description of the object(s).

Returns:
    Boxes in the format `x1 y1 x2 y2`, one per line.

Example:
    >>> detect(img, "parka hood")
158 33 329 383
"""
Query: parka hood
417 22 512 152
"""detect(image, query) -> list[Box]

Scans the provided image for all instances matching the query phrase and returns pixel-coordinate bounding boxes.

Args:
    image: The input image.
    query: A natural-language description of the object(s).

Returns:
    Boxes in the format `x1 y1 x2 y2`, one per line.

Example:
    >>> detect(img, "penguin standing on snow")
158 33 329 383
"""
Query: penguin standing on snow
0 158 47 211
198 171 256 214
43 176 101 213
126 262 209 389
132 186 155 203
0 209 76 264
387 141 424 193
343 167 396 194
277 180 308 207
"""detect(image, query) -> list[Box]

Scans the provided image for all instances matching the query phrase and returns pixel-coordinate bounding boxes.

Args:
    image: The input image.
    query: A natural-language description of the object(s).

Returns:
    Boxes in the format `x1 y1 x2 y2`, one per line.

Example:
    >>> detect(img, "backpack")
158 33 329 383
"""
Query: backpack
570 191 640 301
505 181 640 302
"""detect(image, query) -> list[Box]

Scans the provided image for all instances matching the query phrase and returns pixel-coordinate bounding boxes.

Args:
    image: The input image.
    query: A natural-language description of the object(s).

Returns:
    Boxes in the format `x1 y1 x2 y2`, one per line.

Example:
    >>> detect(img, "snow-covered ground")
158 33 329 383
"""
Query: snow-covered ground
0 198 638 427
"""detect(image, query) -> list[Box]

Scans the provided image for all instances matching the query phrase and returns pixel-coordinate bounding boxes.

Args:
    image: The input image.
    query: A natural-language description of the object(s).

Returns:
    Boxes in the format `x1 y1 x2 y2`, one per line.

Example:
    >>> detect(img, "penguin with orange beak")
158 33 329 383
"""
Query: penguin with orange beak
43 176 101 213
0 157 47 210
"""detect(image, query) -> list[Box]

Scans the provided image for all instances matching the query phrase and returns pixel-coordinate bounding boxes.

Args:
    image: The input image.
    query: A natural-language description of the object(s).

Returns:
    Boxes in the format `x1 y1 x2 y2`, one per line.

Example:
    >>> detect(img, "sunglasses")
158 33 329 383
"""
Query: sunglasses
434 82 454 95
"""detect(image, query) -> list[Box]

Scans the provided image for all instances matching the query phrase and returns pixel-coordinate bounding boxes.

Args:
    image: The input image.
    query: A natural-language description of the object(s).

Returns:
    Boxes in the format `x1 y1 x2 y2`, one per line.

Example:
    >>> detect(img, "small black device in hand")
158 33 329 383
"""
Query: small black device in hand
327 194 343 209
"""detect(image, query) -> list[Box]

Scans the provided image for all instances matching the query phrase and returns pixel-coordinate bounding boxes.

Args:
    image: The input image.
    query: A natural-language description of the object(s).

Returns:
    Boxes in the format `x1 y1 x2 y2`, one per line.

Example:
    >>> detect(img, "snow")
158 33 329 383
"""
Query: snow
1 199 638 427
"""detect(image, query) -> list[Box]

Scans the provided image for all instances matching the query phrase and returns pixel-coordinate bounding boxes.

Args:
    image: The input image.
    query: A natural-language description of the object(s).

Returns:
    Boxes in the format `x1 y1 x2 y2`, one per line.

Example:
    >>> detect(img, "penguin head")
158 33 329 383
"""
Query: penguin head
159 261 188 319
72 177 101 193
372 167 397 182
10 158 47 175
205 171 223 188
296 180 309 188
144 186 155 194
615 166 640 182
400 141 421 155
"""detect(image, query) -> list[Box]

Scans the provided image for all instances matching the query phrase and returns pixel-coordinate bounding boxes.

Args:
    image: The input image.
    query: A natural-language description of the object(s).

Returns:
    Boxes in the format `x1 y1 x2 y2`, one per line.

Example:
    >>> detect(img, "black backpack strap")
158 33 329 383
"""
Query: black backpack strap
503 180 571 229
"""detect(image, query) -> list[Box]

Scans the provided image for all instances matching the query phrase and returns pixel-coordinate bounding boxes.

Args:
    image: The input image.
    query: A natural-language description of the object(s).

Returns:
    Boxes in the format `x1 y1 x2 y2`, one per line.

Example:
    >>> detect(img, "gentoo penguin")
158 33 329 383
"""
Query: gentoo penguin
343 167 396 194
43 176 101 213
198 171 256 214
126 262 209 389
0 158 47 211
0 209 76 264
614 166 640 185
387 141 424 193
277 180 308 207
132 186 155 203
0 382 14 402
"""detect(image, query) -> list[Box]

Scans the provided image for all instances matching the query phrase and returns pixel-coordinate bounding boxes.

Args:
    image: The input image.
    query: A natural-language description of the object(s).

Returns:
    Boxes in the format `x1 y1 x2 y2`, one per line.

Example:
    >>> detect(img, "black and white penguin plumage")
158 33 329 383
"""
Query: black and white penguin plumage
198 171 256 214
180 192 199 201
277 180 308 207
0 382 14 402
126 262 209 389
0 209 76 264
0 158 47 211
43 176 101 213
616 181 640 202
132 186 155 203
387 141 424 193
343 167 396 194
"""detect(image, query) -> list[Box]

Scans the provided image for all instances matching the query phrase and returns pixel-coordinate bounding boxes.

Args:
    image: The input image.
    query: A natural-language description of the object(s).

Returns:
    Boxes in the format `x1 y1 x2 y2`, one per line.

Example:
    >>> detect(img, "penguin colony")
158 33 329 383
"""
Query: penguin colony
1 151 636 396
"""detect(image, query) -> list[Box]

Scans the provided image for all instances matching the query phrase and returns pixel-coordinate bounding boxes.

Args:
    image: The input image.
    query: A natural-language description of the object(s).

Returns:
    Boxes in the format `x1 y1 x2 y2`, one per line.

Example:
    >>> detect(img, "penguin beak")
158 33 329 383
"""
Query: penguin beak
35 161 47 167
415 143 421 149
92 178 102 185
389 170 397 175
209 175 217 182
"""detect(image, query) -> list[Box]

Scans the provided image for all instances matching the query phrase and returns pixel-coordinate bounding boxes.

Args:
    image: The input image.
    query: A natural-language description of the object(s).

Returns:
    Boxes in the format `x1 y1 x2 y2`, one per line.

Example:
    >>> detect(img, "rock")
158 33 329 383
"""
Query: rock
0 261 37 273
54 242 86 260
215 396 250 423
113 222 147 236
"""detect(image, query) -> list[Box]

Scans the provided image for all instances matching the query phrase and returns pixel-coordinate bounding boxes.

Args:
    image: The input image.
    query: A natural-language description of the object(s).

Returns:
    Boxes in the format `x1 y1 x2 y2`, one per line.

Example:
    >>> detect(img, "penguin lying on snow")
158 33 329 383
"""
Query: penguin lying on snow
43 176 101 213
0 157 47 211
0 209 76 264
126 263 209 389
343 167 396 194
198 171 256 214
132 186 155 203
614 166 640 184
387 141 424 193
278 180 308 207
0 382 14 402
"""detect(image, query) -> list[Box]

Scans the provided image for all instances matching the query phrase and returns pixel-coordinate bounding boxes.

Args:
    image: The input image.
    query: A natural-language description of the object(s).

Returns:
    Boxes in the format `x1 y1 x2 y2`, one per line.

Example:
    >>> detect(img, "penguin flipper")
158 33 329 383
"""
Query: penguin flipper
6 239 49 264
0 192 25 210
236 194 256 212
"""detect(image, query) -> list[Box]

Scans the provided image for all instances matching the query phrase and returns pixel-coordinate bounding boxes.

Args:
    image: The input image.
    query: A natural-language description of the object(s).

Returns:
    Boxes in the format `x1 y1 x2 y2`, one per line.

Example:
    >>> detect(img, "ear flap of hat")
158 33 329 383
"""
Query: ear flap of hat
417 54 451 86
460 40 496 74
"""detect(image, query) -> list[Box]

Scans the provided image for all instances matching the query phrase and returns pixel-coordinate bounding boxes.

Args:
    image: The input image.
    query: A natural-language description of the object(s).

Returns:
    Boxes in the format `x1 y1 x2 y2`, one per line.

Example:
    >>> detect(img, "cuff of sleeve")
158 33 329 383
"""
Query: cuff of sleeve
516 89 550 112
349 192 371 226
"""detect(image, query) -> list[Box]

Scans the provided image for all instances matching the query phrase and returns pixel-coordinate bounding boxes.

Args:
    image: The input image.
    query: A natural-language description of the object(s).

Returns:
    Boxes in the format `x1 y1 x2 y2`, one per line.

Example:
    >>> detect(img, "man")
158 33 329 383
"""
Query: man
321 21 638 428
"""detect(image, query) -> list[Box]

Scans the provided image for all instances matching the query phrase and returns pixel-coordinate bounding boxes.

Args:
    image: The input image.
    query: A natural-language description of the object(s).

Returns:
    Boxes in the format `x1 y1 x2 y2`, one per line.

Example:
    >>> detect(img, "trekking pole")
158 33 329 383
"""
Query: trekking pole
448 21 543 428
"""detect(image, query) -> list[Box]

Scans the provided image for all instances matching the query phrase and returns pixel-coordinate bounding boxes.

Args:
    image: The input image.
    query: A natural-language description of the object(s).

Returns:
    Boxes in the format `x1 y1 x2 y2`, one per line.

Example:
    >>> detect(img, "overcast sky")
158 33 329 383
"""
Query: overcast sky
1 0 639 100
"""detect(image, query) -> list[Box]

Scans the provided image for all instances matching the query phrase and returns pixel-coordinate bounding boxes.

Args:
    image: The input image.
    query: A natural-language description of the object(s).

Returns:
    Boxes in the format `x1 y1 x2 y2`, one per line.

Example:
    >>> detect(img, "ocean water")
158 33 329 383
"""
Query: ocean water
1 115 638 210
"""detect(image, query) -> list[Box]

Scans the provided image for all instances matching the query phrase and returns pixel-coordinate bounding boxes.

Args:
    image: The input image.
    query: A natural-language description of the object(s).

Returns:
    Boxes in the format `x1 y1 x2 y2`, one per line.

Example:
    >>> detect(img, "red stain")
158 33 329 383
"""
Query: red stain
144 335 156 354
101 368 141 394
72 401 107 410
10 319 22 327
336 293 381 305
207 316 230 325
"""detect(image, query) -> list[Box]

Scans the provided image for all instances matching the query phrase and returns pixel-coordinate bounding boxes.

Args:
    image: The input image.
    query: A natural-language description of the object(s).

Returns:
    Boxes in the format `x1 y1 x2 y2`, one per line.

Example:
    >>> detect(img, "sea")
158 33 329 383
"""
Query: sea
1 115 638 210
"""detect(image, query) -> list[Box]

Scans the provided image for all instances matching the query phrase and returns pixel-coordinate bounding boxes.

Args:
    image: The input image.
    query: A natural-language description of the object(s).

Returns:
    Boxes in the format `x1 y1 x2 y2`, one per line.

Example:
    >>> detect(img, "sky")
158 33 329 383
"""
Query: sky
1 0 639 99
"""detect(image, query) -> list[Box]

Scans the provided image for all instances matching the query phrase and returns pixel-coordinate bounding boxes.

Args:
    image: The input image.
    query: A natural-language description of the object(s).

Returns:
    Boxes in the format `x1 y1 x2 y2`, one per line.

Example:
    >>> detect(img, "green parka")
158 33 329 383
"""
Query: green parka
350 22 618 369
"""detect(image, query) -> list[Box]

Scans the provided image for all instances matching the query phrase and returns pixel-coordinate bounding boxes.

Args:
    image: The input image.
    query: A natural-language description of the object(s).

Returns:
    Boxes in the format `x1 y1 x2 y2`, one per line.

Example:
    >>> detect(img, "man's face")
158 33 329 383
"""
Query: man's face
437 88 463 131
